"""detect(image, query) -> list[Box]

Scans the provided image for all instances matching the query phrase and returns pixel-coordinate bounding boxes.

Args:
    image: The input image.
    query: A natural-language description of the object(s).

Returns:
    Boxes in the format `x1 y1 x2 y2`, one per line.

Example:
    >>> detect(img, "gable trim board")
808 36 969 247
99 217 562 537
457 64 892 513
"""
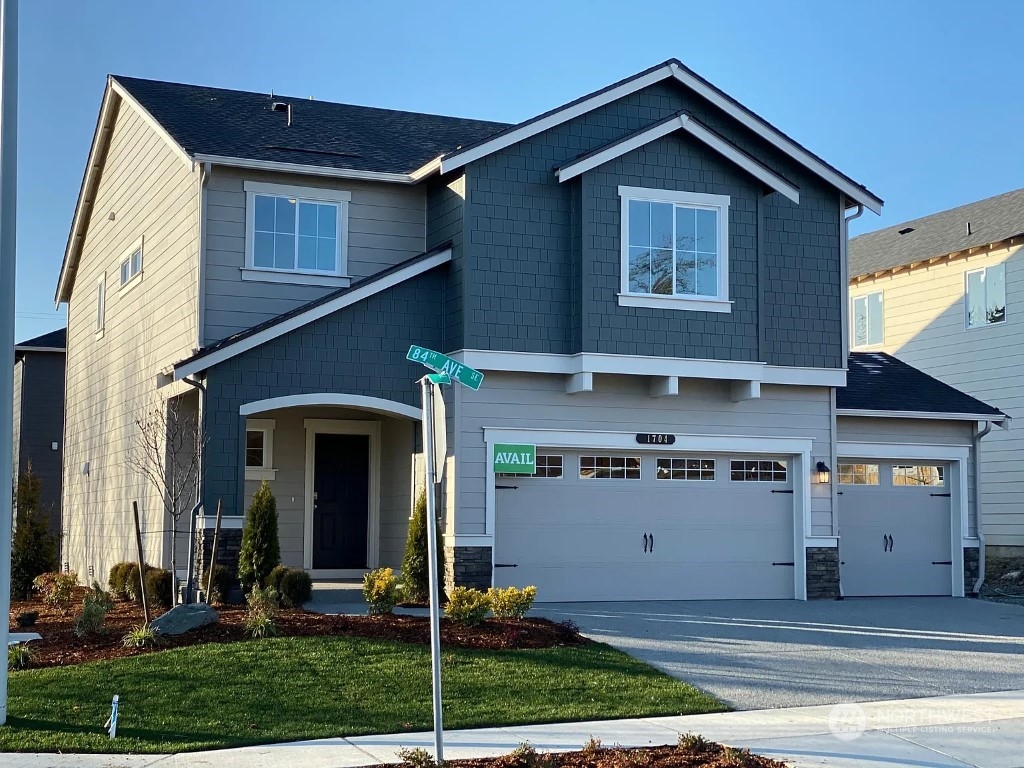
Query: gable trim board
240 393 421 421
557 112 800 204
172 246 452 379
436 60 882 214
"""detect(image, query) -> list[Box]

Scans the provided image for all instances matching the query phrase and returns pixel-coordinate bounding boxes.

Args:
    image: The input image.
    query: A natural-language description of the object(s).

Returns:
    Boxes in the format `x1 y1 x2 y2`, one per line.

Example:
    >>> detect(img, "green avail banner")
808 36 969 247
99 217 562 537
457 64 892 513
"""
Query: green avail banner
493 443 536 474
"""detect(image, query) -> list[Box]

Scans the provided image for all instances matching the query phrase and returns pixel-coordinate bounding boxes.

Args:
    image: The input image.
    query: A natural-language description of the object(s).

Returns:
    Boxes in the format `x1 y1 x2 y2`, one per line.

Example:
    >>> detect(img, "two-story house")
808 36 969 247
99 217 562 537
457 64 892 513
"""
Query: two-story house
849 189 1023 576
56 61 1006 602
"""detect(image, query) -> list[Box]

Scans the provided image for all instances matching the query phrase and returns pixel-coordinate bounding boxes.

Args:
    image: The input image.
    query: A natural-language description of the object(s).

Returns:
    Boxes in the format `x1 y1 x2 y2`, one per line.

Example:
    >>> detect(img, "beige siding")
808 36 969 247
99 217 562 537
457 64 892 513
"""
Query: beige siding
61 100 200 582
836 416 978 535
241 408 413 570
456 372 836 536
202 168 426 344
850 241 1023 546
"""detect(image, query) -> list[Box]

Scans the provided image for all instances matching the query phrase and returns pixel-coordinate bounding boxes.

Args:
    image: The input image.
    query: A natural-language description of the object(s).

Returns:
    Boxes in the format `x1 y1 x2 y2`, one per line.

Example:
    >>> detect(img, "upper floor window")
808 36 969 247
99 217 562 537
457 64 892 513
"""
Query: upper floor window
95 275 105 337
852 291 883 347
120 245 142 287
966 264 1006 328
618 186 731 313
244 181 351 286
245 419 276 481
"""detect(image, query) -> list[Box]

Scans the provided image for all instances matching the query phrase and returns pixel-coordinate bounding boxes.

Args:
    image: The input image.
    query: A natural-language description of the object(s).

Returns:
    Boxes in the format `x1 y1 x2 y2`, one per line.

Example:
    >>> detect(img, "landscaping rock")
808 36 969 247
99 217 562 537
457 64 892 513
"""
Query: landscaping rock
150 603 219 636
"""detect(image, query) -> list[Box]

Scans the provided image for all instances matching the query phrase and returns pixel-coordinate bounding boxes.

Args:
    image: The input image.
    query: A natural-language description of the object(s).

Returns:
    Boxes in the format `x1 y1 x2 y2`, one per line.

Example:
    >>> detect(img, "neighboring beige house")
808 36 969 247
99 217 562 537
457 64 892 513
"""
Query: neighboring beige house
849 188 1022 557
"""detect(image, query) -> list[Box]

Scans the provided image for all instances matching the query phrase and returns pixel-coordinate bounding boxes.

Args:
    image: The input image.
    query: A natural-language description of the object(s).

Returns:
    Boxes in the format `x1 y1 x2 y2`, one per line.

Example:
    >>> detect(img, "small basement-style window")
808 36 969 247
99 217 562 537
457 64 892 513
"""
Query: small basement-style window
618 186 730 313
838 463 880 485
580 456 641 480
892 465 944 487
730 460 787 482
852 291 883 347
966 264 1006 328
656 457 715 480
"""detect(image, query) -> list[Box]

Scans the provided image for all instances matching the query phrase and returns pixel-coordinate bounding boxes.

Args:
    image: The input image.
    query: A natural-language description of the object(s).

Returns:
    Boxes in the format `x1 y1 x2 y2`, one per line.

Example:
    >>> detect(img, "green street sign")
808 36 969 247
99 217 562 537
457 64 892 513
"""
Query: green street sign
407 345 485 391
426 372 451 385
493 443 536 474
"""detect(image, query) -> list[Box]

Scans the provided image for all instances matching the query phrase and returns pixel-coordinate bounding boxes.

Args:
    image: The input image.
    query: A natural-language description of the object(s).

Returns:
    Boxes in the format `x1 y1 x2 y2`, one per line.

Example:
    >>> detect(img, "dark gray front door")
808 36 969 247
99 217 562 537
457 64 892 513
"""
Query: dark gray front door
313 433 369 569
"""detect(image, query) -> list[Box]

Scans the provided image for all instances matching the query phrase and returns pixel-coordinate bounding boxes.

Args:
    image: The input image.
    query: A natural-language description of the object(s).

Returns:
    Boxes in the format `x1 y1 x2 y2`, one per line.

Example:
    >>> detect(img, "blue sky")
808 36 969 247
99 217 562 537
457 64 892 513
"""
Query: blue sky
14 0 1024 340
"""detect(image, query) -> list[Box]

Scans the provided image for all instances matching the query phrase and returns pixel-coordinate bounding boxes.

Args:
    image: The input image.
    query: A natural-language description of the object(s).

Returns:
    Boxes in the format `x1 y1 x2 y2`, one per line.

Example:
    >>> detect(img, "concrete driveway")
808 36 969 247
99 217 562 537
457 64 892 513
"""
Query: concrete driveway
538 597 1024 710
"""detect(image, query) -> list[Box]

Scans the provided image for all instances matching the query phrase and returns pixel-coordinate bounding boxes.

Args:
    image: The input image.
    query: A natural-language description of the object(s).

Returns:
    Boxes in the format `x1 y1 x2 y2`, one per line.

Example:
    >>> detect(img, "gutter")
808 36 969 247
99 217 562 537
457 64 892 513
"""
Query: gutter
181 374 207 603
972 416 1010 594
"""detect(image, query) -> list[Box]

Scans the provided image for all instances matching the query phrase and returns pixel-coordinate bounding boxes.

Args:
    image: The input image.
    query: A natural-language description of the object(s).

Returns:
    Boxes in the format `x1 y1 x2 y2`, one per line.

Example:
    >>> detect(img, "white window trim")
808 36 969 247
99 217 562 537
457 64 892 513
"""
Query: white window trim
243 180 352 283
245 418 277 481
94 274 105 338
851 290 884 348
618 186 730 312
964 265 1007 330
118 237 144 292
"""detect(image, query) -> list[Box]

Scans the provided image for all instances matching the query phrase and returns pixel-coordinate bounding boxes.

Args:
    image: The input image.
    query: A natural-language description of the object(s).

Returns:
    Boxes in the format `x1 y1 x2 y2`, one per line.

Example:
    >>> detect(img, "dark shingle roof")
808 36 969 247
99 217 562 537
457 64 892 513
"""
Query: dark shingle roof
15 327 66 351
839 352 1003 417
849 188 1024 278
114 76 512 175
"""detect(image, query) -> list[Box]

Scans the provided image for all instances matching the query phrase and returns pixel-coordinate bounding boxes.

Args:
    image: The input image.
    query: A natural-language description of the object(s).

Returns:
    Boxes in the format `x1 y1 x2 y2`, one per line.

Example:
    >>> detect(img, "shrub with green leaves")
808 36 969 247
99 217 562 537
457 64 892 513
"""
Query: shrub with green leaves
74 586 113 637
32 571 78 614
10 464 57 600
205 564 233 605
245 585 280 638
397 747 438 768
363 567 399 615
15 611 38 628
122 624 159 648
265 565 313 608
238 481 281 593
108 562 136 599
401 489 446 603
486 585 537 619
8 644 32 671
144 568 174 608
444 586 491 626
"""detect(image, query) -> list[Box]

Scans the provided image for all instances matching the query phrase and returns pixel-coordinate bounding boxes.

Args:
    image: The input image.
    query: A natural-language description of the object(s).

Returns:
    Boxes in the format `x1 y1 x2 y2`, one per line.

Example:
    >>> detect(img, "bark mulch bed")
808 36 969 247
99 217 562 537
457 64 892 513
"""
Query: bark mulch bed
432 740 785 768
9 594 586 669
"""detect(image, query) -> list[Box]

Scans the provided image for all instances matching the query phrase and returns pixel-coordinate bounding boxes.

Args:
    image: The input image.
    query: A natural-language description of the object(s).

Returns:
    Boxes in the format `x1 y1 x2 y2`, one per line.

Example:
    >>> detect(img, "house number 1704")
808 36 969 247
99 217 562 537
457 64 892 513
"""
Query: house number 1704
636 433 676 445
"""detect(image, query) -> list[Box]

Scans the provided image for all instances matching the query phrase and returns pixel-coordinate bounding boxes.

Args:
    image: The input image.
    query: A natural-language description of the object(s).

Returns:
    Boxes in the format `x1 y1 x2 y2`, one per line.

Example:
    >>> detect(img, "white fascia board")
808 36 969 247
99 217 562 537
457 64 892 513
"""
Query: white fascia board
13 346 64 354
763 366 846 387
409 155 443 181
666 63 882 214
174 248 451 379
836 408 1005 423
557 117 681 181
836 441 971 460
193 153 415 184
439 65 676 174
240 393 420 421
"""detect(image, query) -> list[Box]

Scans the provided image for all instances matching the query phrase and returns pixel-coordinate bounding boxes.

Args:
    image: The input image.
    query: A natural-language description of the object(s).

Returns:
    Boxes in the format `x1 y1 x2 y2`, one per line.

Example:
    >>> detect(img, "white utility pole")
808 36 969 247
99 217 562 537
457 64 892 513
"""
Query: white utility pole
419 376 444 762
0 0 18 727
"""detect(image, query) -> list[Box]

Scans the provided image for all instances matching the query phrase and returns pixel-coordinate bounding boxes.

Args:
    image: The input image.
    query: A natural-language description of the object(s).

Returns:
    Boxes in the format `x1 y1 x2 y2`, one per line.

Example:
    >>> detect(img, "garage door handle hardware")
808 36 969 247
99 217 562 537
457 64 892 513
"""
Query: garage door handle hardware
883 534 894 552
649 532 654 552
932 561 953 565
494 563 518 568
930 493 952 497
772 562 795 566
495 484 519 490
643 533 649 553
771 489 794 494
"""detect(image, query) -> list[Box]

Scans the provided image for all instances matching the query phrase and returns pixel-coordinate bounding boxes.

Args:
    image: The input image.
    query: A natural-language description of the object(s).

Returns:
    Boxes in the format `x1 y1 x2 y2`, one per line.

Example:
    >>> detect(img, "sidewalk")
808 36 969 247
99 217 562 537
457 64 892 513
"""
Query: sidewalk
5 689 1023 768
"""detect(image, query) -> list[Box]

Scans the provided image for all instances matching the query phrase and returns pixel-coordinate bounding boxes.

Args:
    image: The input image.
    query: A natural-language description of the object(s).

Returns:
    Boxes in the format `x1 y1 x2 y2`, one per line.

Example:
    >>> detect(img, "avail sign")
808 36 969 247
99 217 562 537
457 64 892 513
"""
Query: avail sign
493 443 536 475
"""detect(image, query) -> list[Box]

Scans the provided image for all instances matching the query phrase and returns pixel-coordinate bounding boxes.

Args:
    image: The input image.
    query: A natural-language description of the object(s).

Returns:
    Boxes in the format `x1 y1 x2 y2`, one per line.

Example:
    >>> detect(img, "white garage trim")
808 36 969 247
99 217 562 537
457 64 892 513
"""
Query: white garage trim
483 427 814 600
837 440 969 597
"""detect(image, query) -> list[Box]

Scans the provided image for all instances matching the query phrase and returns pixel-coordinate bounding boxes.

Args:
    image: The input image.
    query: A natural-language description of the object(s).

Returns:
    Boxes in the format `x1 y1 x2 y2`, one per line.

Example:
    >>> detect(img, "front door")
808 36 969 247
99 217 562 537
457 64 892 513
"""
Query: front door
312 433 370 569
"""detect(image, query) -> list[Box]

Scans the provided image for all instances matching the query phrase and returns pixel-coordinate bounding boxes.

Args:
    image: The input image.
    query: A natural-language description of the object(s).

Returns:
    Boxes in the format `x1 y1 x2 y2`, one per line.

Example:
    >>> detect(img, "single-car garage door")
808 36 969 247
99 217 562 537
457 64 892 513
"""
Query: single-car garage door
838 461 952 596
494 451 796 602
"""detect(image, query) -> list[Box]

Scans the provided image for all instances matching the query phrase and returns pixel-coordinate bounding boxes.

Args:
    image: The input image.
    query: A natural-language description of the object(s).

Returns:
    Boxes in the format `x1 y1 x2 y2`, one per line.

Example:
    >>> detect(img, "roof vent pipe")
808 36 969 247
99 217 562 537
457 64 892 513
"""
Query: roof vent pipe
271 101 292 127
967 221 972 235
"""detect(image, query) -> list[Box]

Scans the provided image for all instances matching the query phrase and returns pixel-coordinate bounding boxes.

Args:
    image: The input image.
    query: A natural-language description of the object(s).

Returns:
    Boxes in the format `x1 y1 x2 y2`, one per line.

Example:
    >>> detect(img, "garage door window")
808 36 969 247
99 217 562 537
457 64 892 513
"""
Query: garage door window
656 457 715 480
730 459 787 482
580 456 641 480
892 465 944 487
499 454 563 479
838 463 879 485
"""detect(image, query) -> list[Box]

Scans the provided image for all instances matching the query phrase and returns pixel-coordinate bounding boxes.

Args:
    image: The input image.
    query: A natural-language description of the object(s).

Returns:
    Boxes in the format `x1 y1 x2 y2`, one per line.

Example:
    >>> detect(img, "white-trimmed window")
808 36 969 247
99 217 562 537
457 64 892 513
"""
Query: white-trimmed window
94 275 105 336
852 291 883 347
892 465 944 487
730 459 787 482
498 454 563 479
119 243 143 288
245 419 276 481
244 181 351 287
838 463 879 485
580 455 641 480
966 264 1006 328
618 186 730 313
656 457 715 481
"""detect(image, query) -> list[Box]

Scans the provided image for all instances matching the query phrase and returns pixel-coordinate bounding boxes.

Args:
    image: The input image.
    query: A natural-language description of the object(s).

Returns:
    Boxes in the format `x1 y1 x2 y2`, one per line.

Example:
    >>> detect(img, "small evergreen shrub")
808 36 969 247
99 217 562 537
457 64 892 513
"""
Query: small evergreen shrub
11 465 57 600
244 585 280 638
678 733 713 755
506 742 558 768
486 585 537 619
15 611 38 628
363 567 400 615
444 586 491 626
265 565 313 608
206 564 232 605
8 645 32 671
401 490 446 603
238 481 281 593
74 588 112 637
122 624 159 648
108 562 136 599
397 747 439 768
144 568 174 608
33 571 78 614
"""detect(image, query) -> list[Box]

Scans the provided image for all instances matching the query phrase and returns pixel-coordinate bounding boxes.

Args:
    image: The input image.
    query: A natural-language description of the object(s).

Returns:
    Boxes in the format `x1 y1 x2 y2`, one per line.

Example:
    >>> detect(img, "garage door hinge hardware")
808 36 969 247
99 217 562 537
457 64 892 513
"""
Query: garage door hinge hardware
929 492 952 497
932 561 953 565
494 563 518 568
771 489 794 494
495 484 519 490
772 562 795 566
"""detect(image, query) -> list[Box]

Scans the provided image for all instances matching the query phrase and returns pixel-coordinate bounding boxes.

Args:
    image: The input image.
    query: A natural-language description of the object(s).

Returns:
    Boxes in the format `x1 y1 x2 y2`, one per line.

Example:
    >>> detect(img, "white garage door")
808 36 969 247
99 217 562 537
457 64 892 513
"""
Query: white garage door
493 451 796 602
838 461 952 596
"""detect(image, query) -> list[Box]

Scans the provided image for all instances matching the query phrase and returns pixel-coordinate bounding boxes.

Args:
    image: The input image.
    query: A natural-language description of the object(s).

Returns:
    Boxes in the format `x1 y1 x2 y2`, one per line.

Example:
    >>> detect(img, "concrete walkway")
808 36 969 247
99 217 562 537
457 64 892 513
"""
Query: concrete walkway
6 689 1023 768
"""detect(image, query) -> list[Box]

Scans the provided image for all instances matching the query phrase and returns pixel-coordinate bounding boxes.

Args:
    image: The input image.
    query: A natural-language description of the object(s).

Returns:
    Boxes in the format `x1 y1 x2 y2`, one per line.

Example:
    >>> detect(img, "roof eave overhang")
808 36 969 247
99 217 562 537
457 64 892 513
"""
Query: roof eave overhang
836 408 1009 427
192 153 425 185
850 235 1024 284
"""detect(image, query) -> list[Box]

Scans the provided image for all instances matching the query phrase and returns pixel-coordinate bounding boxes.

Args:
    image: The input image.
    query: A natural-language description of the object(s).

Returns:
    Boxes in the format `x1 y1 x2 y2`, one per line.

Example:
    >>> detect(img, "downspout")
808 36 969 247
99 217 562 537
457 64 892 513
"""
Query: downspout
972 419 994 595
195 162 211 352
182 374 207 603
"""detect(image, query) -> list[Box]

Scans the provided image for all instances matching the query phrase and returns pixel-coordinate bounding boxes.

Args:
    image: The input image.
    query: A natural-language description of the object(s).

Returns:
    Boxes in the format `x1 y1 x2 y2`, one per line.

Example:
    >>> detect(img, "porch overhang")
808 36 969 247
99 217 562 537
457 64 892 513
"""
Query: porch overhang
240 393 420 421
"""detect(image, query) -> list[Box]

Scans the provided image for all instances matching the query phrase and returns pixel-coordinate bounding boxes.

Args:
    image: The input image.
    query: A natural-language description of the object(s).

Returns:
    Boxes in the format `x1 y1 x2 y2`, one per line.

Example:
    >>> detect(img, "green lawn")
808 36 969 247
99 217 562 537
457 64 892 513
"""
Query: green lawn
1 636 723 754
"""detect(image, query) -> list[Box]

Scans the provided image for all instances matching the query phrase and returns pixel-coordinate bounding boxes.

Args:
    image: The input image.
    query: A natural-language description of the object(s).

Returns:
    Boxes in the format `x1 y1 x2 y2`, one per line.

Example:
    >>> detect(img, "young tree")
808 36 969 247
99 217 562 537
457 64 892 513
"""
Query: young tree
237 480 281 593
11 462 57 599
125 394 204 605
401 489 446 603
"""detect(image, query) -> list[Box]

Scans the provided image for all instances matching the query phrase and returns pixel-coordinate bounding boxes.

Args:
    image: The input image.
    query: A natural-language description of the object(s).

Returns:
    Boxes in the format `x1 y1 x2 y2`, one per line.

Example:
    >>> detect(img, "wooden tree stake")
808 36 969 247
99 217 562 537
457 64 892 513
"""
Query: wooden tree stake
133 501 150 625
